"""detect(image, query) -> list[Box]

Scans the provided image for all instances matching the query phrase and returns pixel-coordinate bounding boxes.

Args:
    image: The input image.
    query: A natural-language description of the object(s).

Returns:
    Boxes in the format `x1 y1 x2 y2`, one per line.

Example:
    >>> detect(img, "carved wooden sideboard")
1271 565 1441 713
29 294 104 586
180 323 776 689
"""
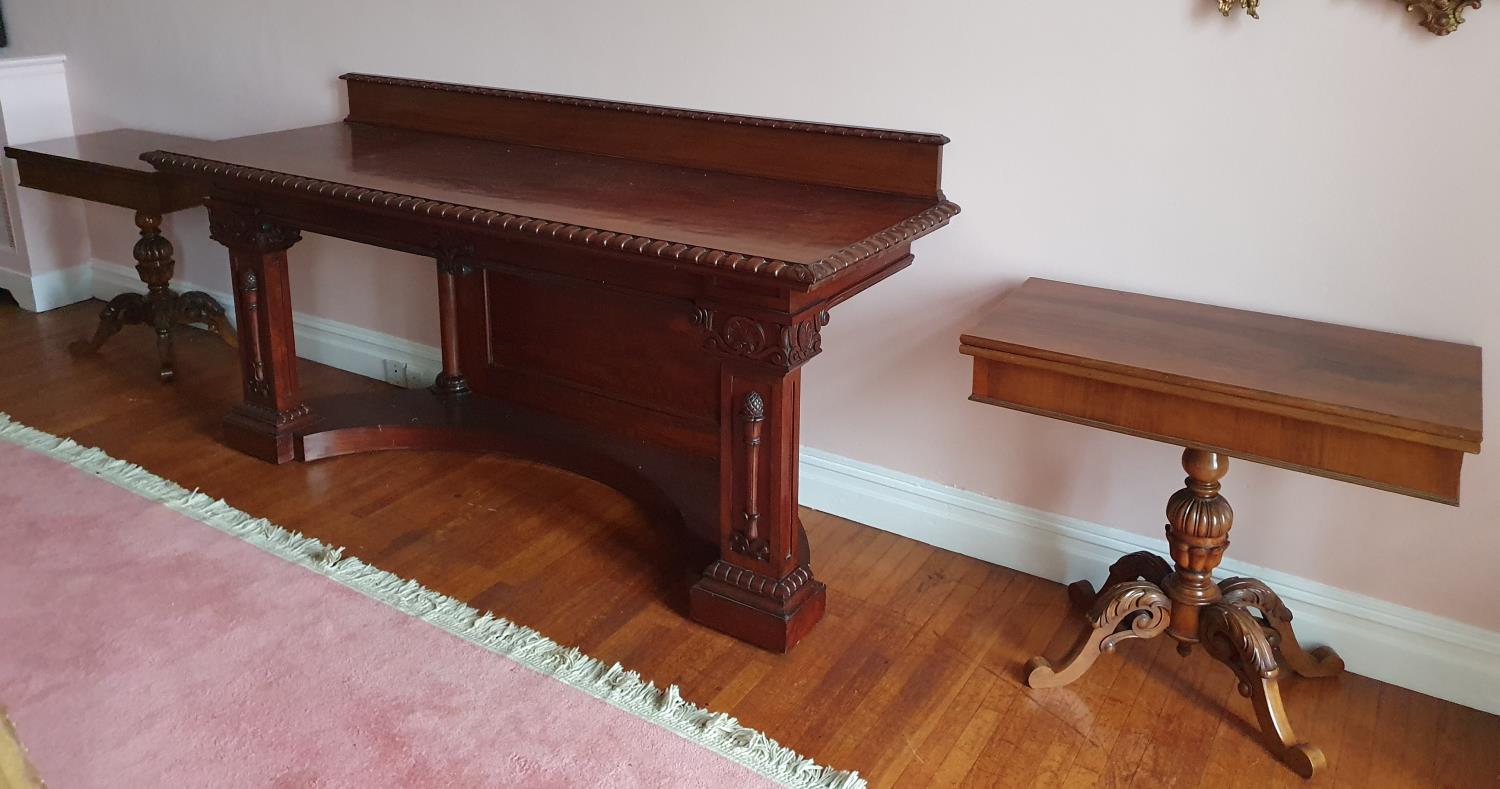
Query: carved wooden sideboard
144 74 958 652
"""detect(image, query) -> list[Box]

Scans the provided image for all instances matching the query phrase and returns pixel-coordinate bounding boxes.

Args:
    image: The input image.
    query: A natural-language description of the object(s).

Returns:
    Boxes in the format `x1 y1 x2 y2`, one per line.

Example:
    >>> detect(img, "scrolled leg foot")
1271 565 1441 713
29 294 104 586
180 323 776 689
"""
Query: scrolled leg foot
1221 576 1344 679
1028 580 1171 689
69 292 147 356
1201 602 1325 778
1068 550 1174 611
175 290 239 350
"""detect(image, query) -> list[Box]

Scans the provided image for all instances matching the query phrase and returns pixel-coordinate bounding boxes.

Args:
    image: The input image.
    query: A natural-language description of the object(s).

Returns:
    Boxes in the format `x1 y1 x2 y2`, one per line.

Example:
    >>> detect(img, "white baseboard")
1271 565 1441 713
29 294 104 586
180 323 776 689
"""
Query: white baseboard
81 256 1500 716
0 263 92 312
798 448 1500 716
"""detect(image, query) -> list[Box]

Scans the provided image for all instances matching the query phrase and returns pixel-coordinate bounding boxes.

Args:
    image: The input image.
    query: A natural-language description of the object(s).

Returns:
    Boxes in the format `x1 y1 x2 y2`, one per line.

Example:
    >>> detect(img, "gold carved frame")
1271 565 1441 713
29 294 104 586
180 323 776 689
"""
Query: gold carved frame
1219 0 1482 36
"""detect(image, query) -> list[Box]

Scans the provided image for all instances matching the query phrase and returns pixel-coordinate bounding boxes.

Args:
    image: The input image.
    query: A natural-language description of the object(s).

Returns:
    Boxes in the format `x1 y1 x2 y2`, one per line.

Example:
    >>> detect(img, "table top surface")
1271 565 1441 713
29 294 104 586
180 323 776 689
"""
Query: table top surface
146 121 948 269
6 129 208 173
962 278 1483 444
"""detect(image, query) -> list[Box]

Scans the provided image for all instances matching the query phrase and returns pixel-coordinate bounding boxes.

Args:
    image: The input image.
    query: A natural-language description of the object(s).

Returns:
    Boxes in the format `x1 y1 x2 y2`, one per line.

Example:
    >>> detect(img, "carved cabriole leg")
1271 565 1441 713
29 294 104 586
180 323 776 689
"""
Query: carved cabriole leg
1200 602 1326 778
173 290 239 350
1067 550 1173 611
1027 580 1171 689
431 245 473 398
207 200 309 464
1220 576 1345 678
69 292 146 357
688 305 830 652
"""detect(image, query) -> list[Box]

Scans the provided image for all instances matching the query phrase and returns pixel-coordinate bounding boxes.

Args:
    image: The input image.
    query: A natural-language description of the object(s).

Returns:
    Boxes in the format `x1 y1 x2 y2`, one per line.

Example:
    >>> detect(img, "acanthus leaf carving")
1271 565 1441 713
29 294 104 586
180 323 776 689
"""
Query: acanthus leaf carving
692 308 830 370
1201 603 1282 689
207 202 302 254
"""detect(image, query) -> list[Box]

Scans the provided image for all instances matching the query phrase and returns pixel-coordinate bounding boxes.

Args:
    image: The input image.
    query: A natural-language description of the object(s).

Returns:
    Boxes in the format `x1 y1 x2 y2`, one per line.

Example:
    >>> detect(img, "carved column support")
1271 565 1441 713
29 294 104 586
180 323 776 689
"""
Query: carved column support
689 302 829 652
432 241 476 398
237 270 269 402
729 391 771 562
208 200 310 463
1161 448 1233 645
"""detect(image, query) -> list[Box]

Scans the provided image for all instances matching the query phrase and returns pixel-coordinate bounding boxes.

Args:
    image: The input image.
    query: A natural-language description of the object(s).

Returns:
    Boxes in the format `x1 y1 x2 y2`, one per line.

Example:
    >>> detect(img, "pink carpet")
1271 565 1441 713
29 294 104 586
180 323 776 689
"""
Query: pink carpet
0 418 856 788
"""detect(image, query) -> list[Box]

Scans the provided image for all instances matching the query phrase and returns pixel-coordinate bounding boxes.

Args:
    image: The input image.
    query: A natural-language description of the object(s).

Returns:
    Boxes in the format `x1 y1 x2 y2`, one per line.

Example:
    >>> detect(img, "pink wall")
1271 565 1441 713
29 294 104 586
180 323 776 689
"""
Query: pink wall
6 2 1497 628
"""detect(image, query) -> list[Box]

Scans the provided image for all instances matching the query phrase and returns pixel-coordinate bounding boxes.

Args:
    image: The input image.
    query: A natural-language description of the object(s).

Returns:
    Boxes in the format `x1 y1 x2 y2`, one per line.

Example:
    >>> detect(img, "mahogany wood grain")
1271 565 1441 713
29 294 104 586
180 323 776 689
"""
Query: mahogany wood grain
4 299 1500 787
961 278 1484 504
6 129 205 214
341 73 948 198
145 122 950 287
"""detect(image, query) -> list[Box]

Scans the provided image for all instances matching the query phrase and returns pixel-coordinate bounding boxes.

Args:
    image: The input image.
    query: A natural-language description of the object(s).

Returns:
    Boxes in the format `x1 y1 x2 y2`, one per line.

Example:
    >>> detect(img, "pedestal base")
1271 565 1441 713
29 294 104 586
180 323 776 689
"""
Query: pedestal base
71 288 237 382
1027 554 1343 779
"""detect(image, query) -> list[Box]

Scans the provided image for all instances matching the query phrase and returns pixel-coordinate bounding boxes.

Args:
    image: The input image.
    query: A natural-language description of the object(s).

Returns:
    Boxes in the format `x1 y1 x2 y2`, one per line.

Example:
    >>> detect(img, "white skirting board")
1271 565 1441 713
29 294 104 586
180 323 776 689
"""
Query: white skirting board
0 263 92 313
88 256 1500 716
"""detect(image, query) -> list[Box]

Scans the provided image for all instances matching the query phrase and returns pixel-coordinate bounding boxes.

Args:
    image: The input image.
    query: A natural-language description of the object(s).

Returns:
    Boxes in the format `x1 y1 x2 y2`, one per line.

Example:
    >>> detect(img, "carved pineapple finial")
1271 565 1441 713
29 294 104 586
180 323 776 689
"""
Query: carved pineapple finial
1165 449 1234 582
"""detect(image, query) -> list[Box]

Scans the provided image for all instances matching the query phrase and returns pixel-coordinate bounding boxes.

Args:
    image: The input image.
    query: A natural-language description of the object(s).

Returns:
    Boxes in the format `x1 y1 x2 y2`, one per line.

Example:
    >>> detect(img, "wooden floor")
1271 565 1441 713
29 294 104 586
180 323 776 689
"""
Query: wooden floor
2 299 1497 789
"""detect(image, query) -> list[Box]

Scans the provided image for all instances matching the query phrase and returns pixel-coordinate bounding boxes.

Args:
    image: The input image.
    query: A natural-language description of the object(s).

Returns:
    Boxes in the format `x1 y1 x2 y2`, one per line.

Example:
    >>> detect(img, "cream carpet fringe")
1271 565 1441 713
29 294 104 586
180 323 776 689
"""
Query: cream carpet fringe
0 414 865 789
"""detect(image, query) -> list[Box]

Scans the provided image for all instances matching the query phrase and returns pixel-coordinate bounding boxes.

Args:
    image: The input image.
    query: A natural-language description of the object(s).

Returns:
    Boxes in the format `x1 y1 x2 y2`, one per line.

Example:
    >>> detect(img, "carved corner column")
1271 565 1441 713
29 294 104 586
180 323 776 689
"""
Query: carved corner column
208 200 310 463
431 243 474 398
688 304 830 652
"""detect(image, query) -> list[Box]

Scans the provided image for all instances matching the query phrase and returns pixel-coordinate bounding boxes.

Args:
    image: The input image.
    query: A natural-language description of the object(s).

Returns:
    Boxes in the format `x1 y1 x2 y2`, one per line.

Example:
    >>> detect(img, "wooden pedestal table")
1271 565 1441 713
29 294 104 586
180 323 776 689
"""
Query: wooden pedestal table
4 130 236 381
143 73 958 652
960 278 1483 777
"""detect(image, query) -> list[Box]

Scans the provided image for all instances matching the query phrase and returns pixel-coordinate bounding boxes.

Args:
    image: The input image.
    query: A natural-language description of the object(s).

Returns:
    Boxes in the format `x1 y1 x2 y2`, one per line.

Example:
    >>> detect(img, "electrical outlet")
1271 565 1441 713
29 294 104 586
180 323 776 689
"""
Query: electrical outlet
408 364 441 390
382 359 409 387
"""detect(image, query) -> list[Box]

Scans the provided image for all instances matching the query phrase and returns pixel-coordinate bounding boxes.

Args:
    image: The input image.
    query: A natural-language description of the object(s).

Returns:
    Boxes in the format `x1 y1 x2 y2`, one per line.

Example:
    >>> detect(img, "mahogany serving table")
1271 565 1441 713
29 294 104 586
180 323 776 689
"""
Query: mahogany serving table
5 130 237 381
143 74 958 652
961 278 1483 777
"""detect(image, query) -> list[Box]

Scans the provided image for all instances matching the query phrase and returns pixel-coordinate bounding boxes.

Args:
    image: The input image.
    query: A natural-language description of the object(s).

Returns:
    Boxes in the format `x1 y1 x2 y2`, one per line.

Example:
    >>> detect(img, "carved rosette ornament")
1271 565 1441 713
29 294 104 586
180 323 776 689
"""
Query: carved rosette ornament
692 308 830 370
434 239 477 277
207 203 302 254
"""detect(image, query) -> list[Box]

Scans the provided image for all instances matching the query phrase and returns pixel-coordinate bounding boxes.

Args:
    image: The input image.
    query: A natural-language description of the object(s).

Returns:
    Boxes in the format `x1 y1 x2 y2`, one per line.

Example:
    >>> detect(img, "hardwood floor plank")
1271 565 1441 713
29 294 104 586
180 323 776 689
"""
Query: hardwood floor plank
1 300 1496 788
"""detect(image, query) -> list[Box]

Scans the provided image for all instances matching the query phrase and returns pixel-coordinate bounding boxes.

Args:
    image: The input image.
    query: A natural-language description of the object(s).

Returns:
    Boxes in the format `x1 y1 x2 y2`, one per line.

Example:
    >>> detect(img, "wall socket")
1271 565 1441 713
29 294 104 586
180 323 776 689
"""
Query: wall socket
382 358 441 389
382 359 410 387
